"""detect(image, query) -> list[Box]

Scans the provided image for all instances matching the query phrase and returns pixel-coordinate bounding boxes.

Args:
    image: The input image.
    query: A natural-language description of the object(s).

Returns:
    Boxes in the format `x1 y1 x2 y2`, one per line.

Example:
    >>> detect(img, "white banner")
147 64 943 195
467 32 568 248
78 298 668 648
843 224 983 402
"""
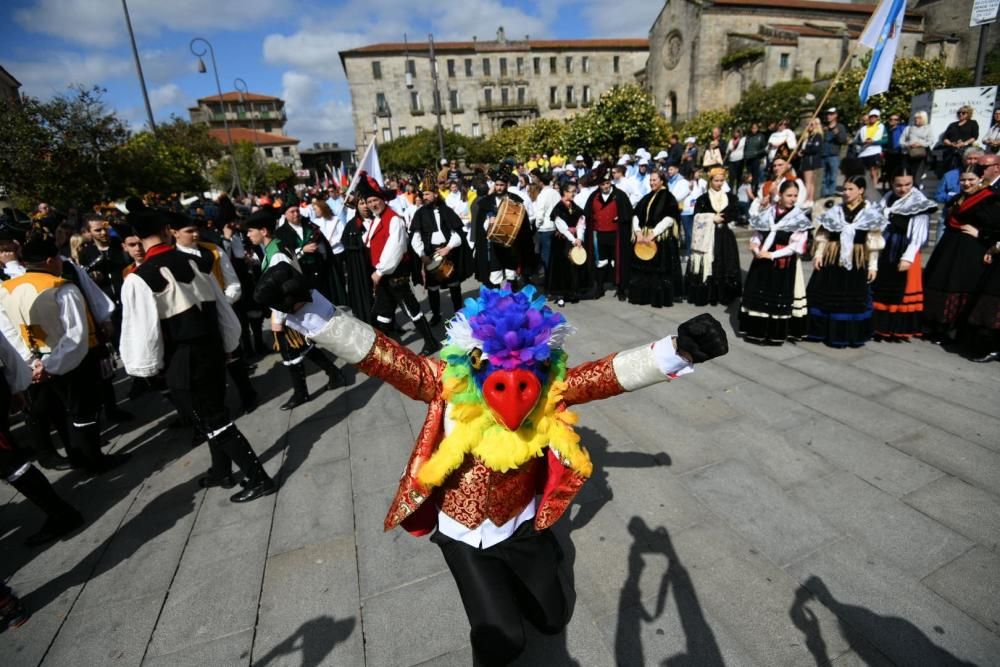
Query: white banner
971 0 999 26
910 86 998 146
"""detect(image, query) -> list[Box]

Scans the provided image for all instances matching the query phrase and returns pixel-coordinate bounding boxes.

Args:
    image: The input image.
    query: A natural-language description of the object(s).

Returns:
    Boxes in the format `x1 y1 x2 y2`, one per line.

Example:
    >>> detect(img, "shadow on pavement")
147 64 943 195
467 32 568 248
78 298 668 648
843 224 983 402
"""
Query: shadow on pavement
253 614 356 667
789 575 977 667
615 517 723 667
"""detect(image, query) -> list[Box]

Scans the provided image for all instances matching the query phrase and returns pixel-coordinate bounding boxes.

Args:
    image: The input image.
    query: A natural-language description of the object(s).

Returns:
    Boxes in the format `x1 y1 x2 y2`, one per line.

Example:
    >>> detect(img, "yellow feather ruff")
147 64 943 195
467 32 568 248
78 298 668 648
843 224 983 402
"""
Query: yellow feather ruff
416 375 592 489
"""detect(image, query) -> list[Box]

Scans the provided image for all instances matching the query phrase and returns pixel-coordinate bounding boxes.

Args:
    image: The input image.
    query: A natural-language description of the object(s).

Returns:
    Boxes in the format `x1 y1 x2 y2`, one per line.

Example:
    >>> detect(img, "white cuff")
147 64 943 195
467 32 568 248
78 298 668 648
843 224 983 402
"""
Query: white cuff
652 336 694 377
285 289 337 338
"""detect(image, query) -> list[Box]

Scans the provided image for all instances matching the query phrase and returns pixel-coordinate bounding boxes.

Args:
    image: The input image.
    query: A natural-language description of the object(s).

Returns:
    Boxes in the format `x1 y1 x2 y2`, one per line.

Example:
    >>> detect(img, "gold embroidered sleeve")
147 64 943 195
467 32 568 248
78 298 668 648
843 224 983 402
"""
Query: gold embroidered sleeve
356 330 443 403
561 354 625 407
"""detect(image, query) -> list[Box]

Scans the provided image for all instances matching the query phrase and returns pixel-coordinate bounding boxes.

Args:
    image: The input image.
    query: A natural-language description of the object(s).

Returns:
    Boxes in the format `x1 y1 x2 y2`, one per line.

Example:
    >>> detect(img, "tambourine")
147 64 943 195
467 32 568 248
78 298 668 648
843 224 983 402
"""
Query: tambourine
568 245 587 266
634 241 658 260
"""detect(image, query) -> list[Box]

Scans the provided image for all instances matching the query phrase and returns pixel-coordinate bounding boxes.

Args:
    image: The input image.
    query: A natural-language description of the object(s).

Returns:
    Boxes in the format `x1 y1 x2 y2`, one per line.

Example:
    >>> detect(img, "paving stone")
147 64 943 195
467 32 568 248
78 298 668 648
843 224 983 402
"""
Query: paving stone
729 336 808 362
362 571 468 667
795 383 924 442
413 646 474 666
44 592 163 667
354 486 448 600
670 522 853 665
788 353 899 397
280 413 350 469
854 353 1000 418
781 416 943 498
0 580 86 667
347 379 410 434
705 418 832 489
269 457 354 557
791 471 973 578
889 425 1000 497
870 337 1000 388
348 421 416 493
903 476 1000 550
714 346 821 396
142 628 254 667
877 387 1000 453
683 459 841 566
253 539 362 667
923 546 1000 635
711 380 816 432
784 537 1000 666
510 597 616 666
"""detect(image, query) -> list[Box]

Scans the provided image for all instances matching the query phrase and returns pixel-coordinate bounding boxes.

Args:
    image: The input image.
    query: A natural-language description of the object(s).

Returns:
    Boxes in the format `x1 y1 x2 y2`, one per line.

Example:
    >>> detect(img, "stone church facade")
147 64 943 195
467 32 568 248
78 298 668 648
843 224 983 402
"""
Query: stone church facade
646 0 960 124
339 28 648 151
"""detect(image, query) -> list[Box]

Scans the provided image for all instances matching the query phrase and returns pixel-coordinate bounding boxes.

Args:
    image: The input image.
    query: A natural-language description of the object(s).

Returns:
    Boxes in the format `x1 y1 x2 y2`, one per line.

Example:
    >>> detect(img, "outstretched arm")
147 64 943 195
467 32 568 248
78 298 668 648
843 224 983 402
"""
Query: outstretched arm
563 314 727 406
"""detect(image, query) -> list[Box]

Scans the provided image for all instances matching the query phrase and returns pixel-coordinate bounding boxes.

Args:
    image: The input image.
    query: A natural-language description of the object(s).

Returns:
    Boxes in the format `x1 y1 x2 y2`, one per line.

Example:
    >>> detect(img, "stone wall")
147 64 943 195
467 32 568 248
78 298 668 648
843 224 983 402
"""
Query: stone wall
918 0 1000 69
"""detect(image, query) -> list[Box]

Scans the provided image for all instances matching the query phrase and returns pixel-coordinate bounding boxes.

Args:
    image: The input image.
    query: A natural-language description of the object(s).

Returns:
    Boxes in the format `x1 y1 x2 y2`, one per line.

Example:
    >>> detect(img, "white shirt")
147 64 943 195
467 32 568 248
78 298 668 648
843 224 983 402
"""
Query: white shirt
410 206 462 257
120 261 242 377
175 243 242 304
364 211 408 276
614 177 642 206
314 215 346 255
445 192 470 222
534 187 562 232
0 282 90 376
553 206 586 242
767 128 798 161
667 175 691 206
574 185 597 211
0 328 31 393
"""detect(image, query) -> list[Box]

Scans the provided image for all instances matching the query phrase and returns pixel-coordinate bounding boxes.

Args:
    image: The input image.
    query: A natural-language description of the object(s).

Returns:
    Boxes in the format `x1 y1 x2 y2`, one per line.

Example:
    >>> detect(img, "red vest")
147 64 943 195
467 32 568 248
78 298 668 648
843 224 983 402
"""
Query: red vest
365 207 399 270
591 195 619 233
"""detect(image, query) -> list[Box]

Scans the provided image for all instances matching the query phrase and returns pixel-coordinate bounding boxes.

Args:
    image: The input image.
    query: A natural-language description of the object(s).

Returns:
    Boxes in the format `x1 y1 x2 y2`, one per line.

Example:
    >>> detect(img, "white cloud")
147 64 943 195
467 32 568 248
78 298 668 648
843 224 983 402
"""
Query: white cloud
284 96 357 148
281 71 318 109
148 83 188 109
8 52 133 98
264 31 368 81
14 0 287 47
570 0 661 38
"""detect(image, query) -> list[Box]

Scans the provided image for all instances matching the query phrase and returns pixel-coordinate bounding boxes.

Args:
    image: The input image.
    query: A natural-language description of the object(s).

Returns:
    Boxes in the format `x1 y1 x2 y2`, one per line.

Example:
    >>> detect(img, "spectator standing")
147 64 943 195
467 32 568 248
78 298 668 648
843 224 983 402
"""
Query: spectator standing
800 118 824 207
941 105 980 171
667 134 684 168
900 111 934 183
821 108 848 198
702 127 724 169
680 137 698 179
532 174 561 274
981 107 1000 154
883 113 908 186
855 109 887 193
767 119 797 163
743 122 768 190
725 128 746 189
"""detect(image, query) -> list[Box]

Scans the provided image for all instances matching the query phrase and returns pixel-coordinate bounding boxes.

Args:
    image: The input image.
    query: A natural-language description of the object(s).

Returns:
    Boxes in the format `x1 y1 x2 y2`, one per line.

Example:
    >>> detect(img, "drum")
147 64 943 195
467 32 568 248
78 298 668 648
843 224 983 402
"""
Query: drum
634 241 658 260
487 198 525 247
568 245 587 266
426 255 455 281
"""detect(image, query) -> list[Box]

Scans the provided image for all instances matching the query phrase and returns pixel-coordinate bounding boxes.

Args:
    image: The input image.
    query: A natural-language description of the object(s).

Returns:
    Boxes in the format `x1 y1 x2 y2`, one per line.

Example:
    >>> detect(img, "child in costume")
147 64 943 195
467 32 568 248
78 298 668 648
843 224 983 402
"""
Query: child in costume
255 266 729 666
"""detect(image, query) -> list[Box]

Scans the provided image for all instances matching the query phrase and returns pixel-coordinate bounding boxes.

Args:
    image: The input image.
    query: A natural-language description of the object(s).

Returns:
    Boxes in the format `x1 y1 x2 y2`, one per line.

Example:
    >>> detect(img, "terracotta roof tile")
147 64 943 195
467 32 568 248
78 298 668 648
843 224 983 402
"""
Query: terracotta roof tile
208 128 299 146
341 38 648 56
710 0 921 17
198 92 282 103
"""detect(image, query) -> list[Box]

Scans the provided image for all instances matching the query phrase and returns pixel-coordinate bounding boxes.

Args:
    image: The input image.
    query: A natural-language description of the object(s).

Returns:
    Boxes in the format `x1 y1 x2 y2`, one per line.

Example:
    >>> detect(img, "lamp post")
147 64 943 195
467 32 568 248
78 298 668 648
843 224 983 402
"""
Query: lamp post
190 37 243 198
233 77 261 155
403 33 447 162
121 0 156 133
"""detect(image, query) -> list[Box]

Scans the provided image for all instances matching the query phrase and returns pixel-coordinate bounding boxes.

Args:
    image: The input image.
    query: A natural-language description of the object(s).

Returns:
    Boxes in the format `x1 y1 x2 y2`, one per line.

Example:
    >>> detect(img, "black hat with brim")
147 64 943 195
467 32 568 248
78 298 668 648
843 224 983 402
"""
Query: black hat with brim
355 171 390 201
244 208 279 233
21 233 59 263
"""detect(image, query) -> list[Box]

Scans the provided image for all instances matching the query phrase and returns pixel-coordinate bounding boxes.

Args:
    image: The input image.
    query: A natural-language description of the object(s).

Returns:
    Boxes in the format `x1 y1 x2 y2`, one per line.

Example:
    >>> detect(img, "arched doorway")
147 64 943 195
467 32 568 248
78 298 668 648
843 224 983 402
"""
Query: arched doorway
668 91 678 125
501 119 518 129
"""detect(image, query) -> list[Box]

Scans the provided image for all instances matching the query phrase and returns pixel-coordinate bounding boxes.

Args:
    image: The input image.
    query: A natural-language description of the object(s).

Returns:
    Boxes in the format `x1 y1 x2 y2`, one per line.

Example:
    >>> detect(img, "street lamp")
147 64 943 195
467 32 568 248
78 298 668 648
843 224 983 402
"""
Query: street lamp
233 77 261 155
190 37 243 198
403 33 447 162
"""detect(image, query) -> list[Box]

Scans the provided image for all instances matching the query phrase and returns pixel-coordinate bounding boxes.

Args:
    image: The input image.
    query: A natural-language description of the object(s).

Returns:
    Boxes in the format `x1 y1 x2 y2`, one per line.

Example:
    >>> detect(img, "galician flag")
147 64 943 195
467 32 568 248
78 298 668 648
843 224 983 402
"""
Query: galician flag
858 0 907 104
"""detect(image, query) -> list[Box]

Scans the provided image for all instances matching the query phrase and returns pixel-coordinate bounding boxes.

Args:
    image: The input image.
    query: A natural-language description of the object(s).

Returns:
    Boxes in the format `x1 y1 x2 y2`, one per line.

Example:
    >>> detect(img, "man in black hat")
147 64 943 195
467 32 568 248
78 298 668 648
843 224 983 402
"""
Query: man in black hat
355 172 441 356
410 183 471 325
0 234 129 474
119 209 275 502
584 164 634 299
244 209 345 410
472 166 535 287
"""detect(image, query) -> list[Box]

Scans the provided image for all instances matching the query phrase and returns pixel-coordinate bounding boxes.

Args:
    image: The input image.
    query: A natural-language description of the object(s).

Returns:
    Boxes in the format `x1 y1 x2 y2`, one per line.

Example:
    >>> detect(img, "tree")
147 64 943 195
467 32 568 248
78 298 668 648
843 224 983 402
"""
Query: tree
824 56 971 125
0 86 130 210
729 78 813 130
264 162 296 189
378 130 476 175
211 141 267 195
117 119 220 197
562 84 667 156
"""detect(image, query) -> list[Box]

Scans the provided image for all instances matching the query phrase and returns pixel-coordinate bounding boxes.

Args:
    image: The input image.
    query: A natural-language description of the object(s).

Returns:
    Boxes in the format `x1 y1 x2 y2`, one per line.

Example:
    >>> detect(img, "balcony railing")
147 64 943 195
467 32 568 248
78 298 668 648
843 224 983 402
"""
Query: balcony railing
479 99 539 113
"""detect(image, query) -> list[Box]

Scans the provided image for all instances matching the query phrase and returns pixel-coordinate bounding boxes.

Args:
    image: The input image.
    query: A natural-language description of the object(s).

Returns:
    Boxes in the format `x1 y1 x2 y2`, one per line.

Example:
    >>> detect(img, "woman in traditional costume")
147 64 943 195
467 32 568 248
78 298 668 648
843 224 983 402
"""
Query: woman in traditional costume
806 175 886 347
923 165 1000 346
342 198 375 324
739 180 813 344
871 170 936 340
545 184 595 306
686 166 742 306
626 170 684 307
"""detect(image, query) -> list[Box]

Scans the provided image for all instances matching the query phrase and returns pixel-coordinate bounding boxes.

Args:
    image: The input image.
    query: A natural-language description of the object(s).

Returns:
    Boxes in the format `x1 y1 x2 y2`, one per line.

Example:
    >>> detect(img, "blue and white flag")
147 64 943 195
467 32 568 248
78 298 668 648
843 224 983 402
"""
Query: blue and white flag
858 0 907 104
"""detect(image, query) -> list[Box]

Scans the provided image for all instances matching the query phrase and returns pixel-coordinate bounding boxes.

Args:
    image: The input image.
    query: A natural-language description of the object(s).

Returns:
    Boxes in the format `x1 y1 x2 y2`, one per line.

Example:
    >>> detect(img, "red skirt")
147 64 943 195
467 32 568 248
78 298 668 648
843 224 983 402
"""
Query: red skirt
873 251 923 337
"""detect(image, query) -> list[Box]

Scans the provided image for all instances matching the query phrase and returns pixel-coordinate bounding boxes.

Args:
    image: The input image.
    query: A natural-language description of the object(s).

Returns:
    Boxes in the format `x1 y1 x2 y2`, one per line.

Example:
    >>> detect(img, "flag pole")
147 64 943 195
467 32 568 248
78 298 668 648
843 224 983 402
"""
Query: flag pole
789 6 883 164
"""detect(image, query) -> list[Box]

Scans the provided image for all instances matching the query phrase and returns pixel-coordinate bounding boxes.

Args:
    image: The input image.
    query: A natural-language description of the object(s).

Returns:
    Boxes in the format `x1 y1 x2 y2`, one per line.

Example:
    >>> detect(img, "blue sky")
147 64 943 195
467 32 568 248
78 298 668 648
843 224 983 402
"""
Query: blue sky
0 0 659 149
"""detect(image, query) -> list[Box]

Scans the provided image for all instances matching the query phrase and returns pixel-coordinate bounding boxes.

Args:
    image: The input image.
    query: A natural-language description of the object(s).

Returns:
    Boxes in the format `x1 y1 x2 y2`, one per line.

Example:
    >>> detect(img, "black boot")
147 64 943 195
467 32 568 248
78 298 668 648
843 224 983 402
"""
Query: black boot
414 316 442 356
281 362 310 410
74 423 130 475
9 465 84 547
226 354 258 414
427 289 442 326
214 427 276 503
102 378 134 423
449 284 464 315
306 347 344 390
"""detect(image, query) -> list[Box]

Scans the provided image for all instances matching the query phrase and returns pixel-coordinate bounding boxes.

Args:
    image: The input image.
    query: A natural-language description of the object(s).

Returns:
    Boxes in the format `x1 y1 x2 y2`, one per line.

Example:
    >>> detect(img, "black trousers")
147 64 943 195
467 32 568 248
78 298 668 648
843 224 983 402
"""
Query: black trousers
595 230 618 290
431 523 568 666
373 274 424 327
41 349 104 468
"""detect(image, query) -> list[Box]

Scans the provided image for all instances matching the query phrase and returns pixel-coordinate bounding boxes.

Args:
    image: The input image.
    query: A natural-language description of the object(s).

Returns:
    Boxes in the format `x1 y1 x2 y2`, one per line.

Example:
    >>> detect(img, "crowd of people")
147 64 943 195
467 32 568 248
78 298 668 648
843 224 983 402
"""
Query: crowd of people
1 101 999 639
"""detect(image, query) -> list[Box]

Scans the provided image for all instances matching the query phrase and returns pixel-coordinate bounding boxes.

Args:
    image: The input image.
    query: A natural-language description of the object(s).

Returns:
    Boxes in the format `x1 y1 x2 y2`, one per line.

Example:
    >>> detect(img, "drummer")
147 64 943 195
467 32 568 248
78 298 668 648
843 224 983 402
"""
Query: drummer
546 183 597 306
409 181 472 325
472 166 536 287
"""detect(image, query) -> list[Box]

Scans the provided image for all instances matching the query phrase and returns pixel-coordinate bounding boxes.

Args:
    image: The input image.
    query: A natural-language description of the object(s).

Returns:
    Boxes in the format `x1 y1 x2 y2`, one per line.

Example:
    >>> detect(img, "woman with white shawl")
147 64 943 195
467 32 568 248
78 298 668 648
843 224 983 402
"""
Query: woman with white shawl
871 169 935 340
806 175 887 347
739 180 813 344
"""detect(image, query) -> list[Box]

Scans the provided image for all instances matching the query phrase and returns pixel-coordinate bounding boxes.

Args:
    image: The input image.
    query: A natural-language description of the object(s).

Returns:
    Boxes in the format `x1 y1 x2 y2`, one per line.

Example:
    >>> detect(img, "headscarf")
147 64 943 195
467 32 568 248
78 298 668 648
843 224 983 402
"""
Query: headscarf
817 201 886 269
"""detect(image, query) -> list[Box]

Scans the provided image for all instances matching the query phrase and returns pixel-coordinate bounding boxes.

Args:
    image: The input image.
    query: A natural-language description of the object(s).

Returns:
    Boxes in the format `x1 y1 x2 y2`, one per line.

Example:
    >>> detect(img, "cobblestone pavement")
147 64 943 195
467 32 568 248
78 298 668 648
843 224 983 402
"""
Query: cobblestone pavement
2 243 999 666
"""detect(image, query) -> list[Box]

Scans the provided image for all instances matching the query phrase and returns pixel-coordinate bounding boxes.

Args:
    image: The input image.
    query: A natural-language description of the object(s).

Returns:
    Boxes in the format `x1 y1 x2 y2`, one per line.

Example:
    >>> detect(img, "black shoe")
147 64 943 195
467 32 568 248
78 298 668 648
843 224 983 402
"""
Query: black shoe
230 476 276 503
105 408 134 423
972 351 999 363
197 472 236 489
87 452 130 475
280 394 310 411
38 454 72 471
24 510 84 547
325 368 346 390
428 313 442 326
